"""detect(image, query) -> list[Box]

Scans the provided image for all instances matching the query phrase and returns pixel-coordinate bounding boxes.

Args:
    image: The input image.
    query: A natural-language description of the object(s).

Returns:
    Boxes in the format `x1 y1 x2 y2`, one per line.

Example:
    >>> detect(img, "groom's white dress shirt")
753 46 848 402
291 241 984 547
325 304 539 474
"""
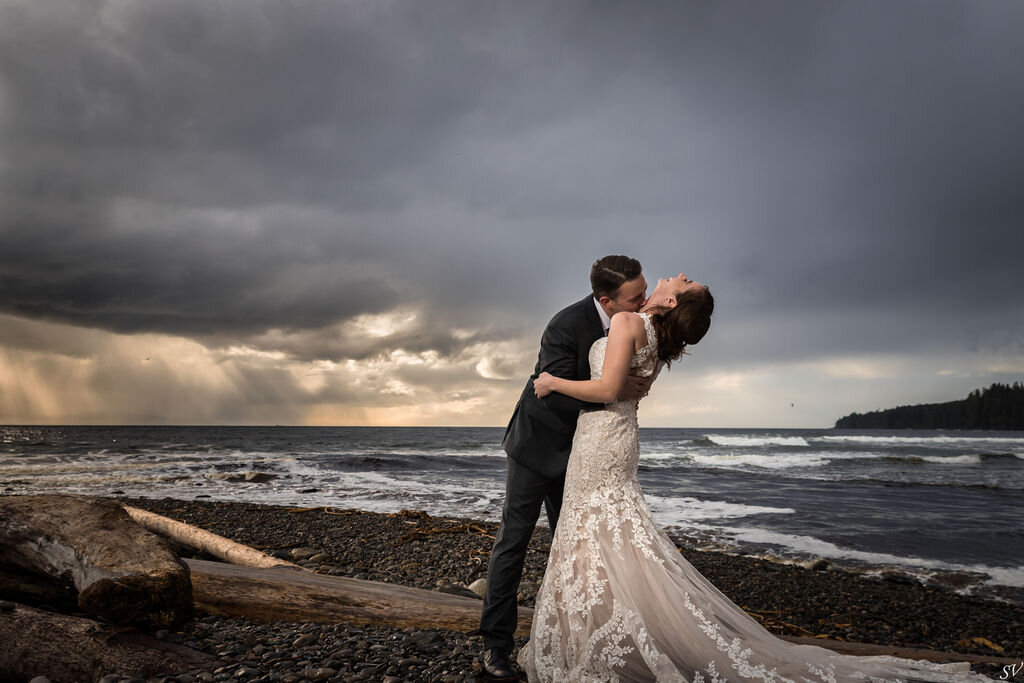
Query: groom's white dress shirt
593 297 611 336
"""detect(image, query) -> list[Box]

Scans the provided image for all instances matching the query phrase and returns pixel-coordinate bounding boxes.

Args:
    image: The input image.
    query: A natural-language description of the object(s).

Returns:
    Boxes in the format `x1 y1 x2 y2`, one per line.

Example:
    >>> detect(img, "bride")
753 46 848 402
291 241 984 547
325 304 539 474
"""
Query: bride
517 274 988 682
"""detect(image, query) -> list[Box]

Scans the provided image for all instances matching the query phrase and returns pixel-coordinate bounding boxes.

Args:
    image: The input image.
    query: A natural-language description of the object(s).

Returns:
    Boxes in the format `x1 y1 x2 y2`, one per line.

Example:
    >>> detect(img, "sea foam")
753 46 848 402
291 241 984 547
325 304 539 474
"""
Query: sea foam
691 452 828 469
704 435 810 447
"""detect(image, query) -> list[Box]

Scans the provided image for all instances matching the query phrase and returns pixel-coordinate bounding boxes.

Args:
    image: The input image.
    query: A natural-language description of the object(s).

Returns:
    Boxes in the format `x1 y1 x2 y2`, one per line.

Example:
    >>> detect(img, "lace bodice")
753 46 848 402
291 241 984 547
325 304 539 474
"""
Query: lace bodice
587 311 661 382
561 312 661 500
518 312 988 682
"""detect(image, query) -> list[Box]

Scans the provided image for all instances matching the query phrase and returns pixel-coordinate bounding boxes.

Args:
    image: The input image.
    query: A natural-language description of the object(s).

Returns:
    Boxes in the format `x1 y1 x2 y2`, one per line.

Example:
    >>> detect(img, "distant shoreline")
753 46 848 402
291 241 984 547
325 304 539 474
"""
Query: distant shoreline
836 382 1024 430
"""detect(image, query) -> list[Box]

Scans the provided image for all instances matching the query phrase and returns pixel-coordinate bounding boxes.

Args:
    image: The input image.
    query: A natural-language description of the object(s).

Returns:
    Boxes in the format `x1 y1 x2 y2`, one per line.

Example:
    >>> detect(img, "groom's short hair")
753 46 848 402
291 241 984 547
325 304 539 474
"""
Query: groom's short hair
590 255 643 300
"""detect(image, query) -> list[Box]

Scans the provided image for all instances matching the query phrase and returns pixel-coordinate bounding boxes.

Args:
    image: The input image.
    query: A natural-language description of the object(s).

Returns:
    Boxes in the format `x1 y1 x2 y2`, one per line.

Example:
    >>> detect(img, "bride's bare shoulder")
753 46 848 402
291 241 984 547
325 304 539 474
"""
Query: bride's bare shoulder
609 311 645 334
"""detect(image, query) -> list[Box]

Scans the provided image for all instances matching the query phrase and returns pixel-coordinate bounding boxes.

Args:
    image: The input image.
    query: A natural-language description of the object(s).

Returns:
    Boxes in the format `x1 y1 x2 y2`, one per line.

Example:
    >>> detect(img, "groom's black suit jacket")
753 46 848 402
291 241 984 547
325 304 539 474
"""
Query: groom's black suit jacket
502 295 605 479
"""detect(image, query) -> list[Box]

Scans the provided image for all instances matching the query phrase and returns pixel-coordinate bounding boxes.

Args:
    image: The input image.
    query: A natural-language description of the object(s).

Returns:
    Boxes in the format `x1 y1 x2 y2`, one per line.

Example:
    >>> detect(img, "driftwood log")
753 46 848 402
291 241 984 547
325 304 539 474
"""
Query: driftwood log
0 602 216 681
122 504 302 569
186 558 535 636
0 495 193 629
120 506 532 634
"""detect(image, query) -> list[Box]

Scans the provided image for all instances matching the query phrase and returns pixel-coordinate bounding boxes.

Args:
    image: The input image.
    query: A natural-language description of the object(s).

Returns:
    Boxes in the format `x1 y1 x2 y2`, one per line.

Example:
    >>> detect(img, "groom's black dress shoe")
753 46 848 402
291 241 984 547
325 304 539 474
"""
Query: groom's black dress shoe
481 647 517 680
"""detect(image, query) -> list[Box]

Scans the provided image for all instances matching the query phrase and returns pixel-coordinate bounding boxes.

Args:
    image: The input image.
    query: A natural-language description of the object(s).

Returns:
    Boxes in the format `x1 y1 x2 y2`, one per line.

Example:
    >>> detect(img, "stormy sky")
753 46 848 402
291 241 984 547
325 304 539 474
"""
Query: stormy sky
1 0 1022 427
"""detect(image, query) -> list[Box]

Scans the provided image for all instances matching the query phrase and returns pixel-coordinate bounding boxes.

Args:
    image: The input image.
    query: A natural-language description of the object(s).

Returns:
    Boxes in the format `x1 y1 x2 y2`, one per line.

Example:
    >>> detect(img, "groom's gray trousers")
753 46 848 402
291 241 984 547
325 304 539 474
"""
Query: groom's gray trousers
479 456 565 652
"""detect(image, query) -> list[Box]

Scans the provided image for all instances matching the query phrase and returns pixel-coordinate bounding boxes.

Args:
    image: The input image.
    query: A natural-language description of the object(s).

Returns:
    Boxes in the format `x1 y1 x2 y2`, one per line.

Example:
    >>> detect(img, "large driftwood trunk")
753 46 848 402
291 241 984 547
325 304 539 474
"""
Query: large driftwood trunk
186 561 1012 666
0 564 78 610
0 495 193 629
0 603 216 682
186 558 535 636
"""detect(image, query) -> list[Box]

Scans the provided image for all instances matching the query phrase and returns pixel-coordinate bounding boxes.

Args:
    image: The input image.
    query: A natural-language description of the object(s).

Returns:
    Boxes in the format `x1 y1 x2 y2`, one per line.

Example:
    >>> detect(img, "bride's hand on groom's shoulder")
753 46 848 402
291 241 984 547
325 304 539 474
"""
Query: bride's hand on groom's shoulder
534 372 556 398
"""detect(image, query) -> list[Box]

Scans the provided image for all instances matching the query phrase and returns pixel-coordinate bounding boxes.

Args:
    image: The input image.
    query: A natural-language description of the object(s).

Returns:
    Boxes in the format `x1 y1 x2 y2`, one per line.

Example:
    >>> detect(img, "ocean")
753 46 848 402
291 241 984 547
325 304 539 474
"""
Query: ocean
2 425 1022 607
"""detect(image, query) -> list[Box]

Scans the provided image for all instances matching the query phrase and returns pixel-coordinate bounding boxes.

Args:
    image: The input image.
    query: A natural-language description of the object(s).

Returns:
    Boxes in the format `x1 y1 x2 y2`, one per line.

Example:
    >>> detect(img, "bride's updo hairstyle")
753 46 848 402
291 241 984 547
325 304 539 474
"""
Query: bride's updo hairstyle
651 286 714 367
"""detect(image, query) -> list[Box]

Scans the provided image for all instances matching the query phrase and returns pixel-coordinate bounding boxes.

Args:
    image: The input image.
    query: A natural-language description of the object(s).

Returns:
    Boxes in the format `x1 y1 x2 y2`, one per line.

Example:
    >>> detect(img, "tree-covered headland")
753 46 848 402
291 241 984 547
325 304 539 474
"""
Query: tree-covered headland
834 382 1024 429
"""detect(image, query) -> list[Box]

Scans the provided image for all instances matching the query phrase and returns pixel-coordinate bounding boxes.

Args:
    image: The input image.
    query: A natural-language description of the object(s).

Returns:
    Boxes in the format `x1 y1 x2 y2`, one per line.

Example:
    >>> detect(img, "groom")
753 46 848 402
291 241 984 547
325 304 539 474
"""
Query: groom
479 254 650 679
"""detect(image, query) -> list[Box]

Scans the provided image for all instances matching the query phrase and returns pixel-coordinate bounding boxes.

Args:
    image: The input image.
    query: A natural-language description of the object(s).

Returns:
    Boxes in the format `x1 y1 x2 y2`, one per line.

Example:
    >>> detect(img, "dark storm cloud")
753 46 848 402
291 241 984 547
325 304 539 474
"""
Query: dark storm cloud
0 199 400 335
1 0 1022 368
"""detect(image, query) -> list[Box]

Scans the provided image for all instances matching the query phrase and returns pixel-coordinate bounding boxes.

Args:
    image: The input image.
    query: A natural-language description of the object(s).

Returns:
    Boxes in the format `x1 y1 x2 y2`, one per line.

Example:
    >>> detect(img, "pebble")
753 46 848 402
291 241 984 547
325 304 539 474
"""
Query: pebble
289 547 320 561
436 582 481 599
408 631 444 647
292 633 316 648
467 578 487 598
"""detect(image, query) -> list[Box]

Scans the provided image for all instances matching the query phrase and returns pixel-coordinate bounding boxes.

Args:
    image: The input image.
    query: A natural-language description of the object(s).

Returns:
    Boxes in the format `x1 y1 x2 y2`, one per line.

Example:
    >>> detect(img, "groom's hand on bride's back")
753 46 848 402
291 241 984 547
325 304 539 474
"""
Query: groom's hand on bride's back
618 374 653 401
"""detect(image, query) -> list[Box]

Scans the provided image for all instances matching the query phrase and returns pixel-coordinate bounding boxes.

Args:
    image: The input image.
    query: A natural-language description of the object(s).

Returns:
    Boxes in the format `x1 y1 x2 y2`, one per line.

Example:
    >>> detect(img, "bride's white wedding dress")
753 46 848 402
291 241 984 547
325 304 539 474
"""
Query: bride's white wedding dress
518 313 989 682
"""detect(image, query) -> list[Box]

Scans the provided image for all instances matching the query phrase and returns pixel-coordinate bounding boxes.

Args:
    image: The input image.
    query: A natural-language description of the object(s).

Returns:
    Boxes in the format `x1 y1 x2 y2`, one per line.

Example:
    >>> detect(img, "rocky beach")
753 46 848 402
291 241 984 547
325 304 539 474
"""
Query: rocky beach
18 496 1004 682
